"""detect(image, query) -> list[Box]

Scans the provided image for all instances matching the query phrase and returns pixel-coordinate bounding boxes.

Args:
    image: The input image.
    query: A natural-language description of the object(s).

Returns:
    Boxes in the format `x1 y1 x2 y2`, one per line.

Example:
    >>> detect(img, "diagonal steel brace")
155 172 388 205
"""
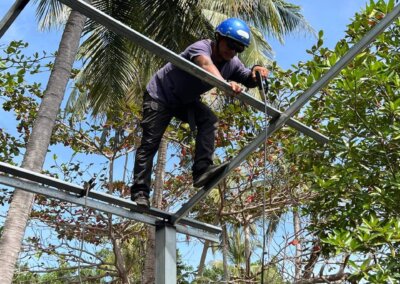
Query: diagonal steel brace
171 4 400 224
0 0 30 38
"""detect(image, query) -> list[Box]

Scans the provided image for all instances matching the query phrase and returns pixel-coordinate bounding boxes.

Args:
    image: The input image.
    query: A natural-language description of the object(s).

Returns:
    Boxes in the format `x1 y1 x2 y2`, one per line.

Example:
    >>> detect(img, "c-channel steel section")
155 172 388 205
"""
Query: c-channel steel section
171 4 400 225
0 174 155 225
0 0 30 38
0 162 221 241
56 0 328 144
0 174 220 242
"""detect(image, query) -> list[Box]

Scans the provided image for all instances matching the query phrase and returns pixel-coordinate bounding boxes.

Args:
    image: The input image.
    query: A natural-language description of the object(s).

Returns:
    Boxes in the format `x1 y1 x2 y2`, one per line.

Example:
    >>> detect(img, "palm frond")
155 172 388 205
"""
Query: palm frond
201 0 315 43
250 0 315 42
71 0 144 115
240 27 273 66
34 0 70 31
273 0 315 36
64 81 90 119
139 0 213 51
265 211 282 243
227 226 246 266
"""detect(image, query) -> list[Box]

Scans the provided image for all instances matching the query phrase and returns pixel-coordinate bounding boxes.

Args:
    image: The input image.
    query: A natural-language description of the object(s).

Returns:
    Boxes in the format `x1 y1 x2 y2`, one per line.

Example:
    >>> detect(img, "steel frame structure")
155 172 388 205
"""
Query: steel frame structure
0 162 220 284
0 0 29 38
0 0 399 283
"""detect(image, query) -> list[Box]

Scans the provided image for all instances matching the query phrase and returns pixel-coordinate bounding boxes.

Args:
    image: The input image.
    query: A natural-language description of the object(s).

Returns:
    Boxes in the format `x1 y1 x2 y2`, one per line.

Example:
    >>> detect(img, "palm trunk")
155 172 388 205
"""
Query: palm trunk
143 138 167 284
153 138 167 208
0 9 87 283
122 152 129 183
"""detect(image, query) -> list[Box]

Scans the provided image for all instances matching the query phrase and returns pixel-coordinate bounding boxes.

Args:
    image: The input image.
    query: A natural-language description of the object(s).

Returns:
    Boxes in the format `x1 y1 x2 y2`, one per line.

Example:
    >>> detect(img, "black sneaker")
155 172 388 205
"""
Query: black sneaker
132 191 150 208
193 162 229 188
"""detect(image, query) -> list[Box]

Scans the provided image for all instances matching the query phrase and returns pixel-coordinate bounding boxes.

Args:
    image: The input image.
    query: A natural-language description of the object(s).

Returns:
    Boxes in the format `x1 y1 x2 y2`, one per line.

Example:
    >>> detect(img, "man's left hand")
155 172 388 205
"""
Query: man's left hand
251 66 269 80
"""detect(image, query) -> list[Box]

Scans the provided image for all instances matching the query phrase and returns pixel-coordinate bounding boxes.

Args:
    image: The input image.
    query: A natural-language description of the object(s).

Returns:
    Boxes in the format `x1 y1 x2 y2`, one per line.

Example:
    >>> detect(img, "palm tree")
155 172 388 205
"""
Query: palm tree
0 1 88 282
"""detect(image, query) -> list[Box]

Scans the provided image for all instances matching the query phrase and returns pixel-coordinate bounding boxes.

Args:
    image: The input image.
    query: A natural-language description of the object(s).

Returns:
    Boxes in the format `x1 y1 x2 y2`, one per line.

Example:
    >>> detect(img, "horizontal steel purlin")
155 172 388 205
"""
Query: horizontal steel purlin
0 161 221 235
57 0 328 144
0 174 220 242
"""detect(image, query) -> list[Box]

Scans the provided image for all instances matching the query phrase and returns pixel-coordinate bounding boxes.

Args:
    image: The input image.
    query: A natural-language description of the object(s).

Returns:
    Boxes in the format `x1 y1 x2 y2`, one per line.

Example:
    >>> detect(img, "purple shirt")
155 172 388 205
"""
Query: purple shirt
146 39 256 106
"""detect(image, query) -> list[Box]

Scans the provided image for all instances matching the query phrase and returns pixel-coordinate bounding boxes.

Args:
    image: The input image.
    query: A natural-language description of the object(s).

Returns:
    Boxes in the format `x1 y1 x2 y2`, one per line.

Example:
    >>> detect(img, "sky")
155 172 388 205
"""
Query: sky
0 0 371 274
269 0 369 68
0 1 370 67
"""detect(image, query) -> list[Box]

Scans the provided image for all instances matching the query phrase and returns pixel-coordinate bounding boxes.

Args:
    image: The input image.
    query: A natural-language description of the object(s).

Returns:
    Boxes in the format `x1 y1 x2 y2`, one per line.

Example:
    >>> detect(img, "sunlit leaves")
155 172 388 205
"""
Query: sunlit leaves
276 0 400 280
0 41 52 159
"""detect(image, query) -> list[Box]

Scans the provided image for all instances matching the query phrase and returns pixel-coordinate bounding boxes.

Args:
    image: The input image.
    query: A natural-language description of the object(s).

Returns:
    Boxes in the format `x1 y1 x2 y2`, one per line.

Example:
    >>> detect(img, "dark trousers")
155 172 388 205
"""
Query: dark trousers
131 93 218 196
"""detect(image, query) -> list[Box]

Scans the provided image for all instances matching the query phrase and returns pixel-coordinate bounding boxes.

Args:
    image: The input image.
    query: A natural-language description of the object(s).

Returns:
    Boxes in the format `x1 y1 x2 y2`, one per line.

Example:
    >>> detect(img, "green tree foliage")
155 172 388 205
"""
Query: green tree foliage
13 262 105 283
0 39 191 283
272 0 400 282
0 41 51 208
0 41 51 163
194 260 287 284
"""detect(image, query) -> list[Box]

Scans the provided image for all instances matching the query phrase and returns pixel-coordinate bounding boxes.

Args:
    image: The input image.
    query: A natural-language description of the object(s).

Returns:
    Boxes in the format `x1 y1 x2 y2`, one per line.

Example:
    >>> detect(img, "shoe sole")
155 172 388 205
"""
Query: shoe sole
134 200 150 208
193 162 228 188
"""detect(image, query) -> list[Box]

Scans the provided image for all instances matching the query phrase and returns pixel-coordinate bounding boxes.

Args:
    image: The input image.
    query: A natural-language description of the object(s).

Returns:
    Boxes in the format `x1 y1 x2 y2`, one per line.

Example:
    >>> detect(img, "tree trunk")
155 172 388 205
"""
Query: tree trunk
0 9 87 284
244 222 251 279
222 223 230 282
198 213 220 277
106 159 130 283
143 138 167 284
197 240 210 277
153 138 167 208
108 156 114 191
122 152 129 183
293 208 302 282
110 215 130 284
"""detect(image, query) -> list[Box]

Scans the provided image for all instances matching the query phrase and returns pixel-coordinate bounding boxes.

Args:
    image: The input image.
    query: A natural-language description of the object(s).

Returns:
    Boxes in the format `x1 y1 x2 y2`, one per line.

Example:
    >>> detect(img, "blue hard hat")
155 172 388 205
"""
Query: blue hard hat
215 18 251 47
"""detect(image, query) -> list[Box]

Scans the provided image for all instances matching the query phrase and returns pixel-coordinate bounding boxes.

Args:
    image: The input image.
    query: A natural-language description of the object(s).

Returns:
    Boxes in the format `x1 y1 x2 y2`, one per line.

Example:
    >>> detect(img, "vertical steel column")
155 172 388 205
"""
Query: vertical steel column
156 224 177 284
0 0 30 38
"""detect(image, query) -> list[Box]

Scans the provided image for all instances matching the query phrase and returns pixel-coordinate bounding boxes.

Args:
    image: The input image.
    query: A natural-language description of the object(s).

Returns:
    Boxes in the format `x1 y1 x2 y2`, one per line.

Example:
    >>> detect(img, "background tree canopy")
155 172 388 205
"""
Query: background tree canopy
273 0 400 282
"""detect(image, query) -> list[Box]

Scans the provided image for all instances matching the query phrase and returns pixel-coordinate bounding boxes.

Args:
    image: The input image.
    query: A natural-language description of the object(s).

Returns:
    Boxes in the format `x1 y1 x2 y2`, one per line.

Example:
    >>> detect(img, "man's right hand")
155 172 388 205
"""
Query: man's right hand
228 81 243 96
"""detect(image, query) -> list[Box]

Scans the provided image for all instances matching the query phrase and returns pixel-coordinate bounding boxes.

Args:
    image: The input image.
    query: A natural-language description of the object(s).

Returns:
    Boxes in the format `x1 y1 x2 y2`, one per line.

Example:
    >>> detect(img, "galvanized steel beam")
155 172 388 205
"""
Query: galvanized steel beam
0 0 30 38
156 224 177 284
0 174 220 242
0 162 221 242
